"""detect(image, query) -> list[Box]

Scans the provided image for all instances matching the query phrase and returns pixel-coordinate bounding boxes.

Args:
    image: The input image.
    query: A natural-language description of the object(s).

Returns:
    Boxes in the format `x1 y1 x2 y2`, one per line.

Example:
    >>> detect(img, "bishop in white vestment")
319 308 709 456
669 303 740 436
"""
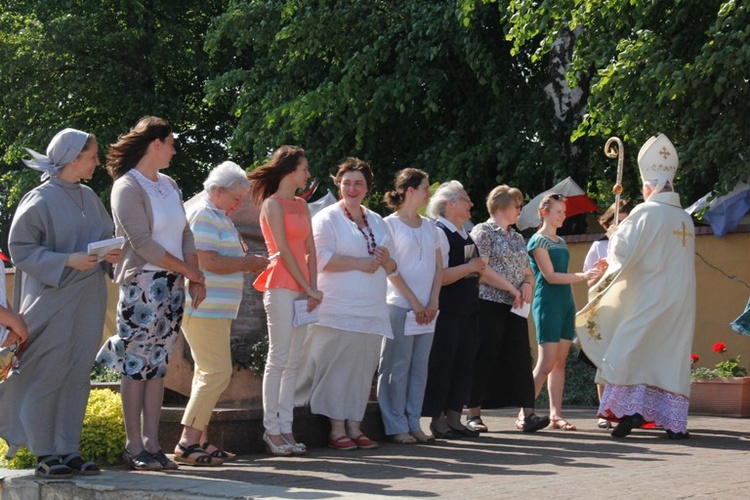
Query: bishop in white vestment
576 134 696 437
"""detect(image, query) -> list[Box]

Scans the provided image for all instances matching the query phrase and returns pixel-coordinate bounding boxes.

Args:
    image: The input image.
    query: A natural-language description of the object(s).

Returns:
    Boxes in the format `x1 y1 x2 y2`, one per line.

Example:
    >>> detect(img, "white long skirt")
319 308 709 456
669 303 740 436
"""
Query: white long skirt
297 324 382 421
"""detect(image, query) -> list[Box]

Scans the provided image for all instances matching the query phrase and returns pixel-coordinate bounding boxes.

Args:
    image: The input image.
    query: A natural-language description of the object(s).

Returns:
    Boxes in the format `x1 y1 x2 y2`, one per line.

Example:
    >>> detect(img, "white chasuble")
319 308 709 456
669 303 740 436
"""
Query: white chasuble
576 192 696 397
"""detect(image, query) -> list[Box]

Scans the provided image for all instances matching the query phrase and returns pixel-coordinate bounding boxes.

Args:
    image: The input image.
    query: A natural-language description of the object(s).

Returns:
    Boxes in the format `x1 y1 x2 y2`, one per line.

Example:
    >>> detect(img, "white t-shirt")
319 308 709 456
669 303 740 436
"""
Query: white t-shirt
384 214 440 309
312 203 394 338
583 238 609 272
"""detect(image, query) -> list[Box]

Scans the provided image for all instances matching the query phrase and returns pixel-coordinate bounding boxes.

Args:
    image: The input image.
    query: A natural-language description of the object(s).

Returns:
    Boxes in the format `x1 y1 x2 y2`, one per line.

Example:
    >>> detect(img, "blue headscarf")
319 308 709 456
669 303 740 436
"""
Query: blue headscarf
22 128 90 181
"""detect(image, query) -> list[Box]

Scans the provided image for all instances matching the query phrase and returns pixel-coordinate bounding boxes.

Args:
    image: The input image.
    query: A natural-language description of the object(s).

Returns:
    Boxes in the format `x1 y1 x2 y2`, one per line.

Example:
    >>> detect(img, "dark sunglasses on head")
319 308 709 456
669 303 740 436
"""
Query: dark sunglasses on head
549 193 565 201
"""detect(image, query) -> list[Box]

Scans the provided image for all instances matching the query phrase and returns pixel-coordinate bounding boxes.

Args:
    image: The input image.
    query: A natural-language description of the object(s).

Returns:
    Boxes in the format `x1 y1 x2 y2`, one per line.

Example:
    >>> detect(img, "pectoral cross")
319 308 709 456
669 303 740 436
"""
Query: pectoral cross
672 221 694 247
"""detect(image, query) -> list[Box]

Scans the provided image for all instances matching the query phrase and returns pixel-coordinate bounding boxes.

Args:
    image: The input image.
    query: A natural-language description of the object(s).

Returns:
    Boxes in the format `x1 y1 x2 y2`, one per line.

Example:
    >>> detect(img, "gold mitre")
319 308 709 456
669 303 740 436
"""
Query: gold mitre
637 133 679 185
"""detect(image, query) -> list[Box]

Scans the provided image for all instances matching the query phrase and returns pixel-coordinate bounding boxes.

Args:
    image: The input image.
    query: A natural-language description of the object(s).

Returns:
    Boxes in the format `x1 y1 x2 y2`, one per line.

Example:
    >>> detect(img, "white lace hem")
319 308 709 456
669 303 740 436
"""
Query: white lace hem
599 384 689 433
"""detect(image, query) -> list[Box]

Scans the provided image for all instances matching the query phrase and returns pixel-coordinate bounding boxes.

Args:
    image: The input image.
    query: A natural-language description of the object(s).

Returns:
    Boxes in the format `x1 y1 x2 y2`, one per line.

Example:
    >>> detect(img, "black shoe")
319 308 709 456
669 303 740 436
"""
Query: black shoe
448 425 480 438
123 448 163 470
522 414 550 433
611 413 644 438
665 430 690 440
429 423 463 440
151 449 179 470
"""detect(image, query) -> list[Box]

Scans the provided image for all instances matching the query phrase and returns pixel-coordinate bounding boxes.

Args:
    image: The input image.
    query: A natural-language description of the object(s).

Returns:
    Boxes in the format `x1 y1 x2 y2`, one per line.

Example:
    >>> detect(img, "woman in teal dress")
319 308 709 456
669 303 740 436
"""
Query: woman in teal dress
527 194 603 430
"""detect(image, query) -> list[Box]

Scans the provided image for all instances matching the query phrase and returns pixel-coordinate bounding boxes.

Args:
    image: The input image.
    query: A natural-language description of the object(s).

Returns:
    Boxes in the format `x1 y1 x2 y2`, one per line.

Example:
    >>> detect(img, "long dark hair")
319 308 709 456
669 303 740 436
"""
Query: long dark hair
383 168 428 210
106 116 172 179
247 145 306 205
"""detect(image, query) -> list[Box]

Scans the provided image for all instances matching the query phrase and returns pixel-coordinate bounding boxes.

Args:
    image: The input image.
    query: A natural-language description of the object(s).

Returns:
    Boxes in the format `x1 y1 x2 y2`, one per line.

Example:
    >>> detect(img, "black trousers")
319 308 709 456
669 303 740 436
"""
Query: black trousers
466 299 535 409
421 311 480 417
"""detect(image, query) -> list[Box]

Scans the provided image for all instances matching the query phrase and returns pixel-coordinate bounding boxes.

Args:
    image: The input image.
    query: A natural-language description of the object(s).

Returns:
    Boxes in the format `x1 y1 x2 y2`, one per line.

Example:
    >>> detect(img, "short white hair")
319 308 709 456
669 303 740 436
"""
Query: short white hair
427 180 465 218
204 161 250 193
643 179 673 193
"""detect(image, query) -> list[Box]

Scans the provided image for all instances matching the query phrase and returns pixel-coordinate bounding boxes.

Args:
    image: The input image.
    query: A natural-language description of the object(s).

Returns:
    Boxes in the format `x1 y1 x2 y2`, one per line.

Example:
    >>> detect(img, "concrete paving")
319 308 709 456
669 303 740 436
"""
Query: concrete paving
2 408 749 499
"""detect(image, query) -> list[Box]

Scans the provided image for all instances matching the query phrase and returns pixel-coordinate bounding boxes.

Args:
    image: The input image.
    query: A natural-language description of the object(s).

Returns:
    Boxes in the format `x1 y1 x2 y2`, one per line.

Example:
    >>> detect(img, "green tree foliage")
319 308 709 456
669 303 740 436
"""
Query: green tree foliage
205 0 573 214
1 0 746 245
0 0 230 249
505 0 750 199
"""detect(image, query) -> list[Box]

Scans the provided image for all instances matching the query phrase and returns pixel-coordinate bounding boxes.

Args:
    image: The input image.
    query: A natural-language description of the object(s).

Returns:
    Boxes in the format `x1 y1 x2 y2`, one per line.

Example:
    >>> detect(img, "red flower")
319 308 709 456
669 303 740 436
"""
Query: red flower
713 342 727 353
690 353 699 363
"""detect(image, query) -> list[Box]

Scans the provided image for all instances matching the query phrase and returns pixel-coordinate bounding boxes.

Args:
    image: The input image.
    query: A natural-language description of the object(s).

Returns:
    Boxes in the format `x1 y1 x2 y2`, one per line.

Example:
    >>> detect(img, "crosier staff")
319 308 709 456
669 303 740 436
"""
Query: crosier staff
604 136 625 229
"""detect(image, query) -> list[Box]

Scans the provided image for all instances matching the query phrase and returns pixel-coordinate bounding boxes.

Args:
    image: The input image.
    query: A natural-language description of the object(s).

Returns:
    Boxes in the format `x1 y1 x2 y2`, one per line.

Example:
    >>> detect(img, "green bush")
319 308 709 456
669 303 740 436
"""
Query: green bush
0 388 125 469
247 336 269 376
535 348 599 408
0 443 35 469
90 363 121 383
79 388 126 464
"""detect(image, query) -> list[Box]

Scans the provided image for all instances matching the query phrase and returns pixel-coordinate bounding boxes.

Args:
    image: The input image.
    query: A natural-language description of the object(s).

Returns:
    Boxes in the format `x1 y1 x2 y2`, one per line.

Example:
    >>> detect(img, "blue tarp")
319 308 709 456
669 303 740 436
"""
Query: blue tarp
686 182 750 237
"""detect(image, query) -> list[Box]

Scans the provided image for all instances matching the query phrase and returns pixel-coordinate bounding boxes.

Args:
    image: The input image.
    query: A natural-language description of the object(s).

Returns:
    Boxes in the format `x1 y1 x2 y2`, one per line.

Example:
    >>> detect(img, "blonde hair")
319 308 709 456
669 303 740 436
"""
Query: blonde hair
486 185 522 215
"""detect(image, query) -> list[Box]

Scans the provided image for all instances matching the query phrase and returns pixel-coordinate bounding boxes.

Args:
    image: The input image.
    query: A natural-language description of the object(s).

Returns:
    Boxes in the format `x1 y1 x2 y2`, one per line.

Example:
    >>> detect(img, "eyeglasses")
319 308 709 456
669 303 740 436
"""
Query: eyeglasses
549 193 565 201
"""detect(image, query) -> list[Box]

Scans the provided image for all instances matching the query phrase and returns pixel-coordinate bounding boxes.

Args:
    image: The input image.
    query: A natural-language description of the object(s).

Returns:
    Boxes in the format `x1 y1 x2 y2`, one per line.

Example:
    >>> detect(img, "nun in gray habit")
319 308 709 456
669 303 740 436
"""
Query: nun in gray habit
0 129 121 478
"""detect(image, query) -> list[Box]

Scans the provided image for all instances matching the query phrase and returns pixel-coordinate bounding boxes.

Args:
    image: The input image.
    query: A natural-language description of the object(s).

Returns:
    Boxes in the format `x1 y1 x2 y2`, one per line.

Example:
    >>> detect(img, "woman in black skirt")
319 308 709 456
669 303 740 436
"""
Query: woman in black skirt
465 185 549 433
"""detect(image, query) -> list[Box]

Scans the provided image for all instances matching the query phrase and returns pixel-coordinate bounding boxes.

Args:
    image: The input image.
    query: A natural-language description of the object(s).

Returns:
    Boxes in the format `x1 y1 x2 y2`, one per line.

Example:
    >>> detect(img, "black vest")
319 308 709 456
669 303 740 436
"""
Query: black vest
437 221 479 315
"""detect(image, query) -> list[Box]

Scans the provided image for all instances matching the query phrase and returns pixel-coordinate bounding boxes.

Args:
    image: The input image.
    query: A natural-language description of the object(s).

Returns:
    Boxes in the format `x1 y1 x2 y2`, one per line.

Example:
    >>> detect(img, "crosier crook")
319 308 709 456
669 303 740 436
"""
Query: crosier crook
604 136 625 229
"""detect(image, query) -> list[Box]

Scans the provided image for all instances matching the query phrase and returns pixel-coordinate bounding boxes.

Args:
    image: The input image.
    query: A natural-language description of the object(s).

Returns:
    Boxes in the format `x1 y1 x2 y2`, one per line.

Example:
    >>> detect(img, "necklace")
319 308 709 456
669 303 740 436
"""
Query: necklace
60 184 85 218
412 226 423 260
341 202 377 255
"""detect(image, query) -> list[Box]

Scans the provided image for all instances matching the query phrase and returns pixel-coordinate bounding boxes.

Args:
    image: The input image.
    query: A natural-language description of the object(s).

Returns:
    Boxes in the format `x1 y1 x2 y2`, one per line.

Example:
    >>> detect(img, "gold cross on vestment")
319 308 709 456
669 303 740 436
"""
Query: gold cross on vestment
659 147 671 159
672 221 694 247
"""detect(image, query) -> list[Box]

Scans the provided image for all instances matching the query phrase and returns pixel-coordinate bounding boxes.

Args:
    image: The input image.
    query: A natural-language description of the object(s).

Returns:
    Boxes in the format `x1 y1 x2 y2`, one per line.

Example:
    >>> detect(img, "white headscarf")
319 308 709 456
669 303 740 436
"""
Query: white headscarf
22 128 90 181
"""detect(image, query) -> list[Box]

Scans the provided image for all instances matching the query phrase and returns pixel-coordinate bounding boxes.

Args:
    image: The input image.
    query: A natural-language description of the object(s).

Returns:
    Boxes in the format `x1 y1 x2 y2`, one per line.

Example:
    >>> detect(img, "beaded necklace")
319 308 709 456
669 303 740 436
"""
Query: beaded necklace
341 201 377 255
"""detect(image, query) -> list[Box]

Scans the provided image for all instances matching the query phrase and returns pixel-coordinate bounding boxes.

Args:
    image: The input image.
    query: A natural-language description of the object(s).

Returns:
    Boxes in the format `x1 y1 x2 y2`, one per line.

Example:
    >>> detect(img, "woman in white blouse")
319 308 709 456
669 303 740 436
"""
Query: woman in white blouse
301 158 397 450
97 116 206 470
377 168 442 444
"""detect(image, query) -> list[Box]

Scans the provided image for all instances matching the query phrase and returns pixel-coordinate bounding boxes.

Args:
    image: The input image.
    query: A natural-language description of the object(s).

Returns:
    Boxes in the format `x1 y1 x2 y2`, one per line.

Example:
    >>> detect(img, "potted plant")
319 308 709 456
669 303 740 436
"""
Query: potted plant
690 342 750 417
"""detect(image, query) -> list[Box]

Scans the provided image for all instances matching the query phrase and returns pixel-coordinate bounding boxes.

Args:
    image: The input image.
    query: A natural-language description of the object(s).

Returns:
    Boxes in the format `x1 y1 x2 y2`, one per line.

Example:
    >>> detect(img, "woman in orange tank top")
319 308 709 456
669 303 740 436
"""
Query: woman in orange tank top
249 146 323 455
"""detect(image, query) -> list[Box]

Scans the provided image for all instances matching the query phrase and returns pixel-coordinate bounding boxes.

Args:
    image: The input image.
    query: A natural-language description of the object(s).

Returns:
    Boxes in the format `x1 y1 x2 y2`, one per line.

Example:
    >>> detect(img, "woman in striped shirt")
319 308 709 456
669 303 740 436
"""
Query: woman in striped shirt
175 161 269 465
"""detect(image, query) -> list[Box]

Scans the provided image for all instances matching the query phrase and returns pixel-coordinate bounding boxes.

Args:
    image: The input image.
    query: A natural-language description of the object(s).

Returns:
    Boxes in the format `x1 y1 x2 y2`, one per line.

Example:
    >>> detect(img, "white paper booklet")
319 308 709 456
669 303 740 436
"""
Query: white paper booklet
292 299 319 328
404 310 440 336
511 301 530 318
87 236 125 262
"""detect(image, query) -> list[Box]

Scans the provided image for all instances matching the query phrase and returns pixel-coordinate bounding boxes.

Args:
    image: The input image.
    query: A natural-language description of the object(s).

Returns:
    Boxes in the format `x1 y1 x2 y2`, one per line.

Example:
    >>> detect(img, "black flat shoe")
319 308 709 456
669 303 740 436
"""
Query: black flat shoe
522 414 550 433
665 430 690 440
611 413 644 438
448 425 480 438
123 448 163 470
429 424 463 440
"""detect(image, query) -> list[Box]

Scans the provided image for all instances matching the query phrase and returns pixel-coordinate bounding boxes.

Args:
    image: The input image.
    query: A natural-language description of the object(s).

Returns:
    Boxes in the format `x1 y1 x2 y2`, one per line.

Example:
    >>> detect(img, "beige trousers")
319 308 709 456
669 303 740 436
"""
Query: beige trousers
180 315 233 429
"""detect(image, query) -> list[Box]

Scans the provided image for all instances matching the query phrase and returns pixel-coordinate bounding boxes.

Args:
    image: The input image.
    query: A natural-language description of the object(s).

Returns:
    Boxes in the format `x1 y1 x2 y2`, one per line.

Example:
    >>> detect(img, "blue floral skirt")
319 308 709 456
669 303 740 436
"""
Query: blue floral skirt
96 270 185 380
